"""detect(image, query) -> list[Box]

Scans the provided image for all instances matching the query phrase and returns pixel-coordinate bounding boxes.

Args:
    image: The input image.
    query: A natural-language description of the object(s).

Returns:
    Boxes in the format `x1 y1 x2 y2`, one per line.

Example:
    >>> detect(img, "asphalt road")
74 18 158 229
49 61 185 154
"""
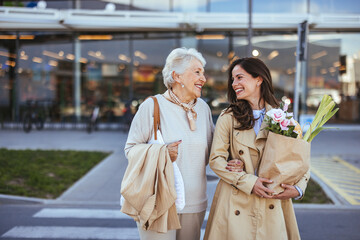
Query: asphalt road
0 204 359 240
0 128 359 239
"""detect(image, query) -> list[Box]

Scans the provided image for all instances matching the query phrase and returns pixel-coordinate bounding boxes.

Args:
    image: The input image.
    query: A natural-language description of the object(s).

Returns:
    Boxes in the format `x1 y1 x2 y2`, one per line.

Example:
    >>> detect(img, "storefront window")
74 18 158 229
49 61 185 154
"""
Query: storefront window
253 0 307 13
0 45 11 122
16 36 74 123
64 0 131 10
38 0 73 9
7 1 73 9
234 33 298 100
5 0 360 14
80 37 130 122
173 0 207 12
197 33 230 116
133 0 170 11
209 0 247 13
70 0 170 11
307 33 360 123
132 36 177 99
310 0 360 14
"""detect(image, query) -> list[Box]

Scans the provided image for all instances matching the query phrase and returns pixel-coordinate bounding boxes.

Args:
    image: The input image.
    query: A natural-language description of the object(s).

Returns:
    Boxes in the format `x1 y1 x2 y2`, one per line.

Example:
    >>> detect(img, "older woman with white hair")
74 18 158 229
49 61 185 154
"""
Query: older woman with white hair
123 47 214 240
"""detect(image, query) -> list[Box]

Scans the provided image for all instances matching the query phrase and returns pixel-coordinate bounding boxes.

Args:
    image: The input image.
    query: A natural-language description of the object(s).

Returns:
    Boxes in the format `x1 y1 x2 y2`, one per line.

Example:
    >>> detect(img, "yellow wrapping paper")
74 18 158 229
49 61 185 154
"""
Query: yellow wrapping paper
258 131 311 195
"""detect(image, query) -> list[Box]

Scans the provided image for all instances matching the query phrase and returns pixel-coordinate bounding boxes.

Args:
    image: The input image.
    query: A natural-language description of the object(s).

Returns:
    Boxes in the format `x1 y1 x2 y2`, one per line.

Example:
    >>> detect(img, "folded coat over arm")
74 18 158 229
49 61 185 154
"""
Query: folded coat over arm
121 143 181 233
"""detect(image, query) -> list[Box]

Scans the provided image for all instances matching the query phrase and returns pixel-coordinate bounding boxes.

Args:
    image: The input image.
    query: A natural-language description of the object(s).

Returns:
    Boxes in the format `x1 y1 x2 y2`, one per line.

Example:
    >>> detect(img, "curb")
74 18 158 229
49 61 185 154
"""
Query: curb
0 194 120 206
2 193 360 210
56 151 117 201
0 194 47 204
310 172 350 206
324 124 360 131
293 203 360 210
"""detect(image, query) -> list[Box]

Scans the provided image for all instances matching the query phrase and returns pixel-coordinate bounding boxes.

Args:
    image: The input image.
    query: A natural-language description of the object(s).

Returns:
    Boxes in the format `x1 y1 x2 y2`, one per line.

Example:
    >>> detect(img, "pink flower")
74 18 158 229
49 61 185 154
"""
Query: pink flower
289 117 296 126
280 118 290 130
283 103 289 112
286 112 293 118
266 109 286 123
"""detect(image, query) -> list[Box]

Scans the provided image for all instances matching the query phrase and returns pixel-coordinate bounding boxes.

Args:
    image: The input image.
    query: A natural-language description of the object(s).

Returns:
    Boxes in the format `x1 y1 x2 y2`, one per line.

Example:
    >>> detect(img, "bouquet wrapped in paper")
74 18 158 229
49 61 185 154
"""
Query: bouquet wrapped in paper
258 95 339 194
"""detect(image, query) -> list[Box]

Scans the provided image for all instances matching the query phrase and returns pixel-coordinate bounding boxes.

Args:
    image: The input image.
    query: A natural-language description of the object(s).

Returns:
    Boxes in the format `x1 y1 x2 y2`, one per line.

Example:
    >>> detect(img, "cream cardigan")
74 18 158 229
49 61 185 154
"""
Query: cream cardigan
125 94 214 214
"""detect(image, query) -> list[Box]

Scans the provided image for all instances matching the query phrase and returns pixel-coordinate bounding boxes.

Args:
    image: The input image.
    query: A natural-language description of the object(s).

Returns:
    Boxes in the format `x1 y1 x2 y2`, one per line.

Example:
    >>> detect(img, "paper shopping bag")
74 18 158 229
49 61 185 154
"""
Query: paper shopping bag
258 131 311 195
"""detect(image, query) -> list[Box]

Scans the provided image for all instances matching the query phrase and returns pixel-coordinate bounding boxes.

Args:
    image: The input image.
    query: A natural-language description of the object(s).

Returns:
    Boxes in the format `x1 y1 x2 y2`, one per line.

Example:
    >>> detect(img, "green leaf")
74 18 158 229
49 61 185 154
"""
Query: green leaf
307 127 325 142
318 108 339 128
307 127 338 142
303 95 337 142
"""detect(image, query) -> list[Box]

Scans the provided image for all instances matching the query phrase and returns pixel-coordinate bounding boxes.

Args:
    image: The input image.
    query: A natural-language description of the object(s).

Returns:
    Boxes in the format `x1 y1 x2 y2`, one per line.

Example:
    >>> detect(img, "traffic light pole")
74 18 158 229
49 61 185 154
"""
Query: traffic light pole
247 0 253 57
294 21 309 121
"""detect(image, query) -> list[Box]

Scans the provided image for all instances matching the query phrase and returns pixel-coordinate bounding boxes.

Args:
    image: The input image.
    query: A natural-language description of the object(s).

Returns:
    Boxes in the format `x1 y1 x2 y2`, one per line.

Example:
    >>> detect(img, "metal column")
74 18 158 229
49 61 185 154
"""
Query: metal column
247 0 253 57
128 36 134 101
294 21 309 121
73 34 81 122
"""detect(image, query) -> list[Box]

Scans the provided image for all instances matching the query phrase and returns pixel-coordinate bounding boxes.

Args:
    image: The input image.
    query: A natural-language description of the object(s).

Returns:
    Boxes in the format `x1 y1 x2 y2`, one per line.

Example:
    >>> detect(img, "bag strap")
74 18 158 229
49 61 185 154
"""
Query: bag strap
149 96 160 140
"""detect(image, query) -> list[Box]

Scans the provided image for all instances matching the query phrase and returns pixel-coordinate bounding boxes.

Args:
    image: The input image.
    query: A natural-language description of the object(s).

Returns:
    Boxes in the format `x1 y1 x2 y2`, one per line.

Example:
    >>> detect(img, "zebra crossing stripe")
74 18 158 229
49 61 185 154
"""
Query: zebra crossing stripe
2 226 139 239
2 209 209 239
33 208 210 221
33 208 132 219
2 226 206 239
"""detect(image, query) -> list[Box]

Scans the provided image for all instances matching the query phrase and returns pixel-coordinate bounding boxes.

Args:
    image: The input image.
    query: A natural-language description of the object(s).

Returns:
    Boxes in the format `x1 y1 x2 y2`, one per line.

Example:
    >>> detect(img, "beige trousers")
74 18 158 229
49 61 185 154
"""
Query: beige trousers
137 211 206 240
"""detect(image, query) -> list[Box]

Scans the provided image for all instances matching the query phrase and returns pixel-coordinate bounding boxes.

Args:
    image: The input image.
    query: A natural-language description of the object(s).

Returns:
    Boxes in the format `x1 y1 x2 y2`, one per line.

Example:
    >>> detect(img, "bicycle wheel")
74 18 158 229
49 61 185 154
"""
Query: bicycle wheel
23 114 32 133
87 121 93 133
35 116 44 130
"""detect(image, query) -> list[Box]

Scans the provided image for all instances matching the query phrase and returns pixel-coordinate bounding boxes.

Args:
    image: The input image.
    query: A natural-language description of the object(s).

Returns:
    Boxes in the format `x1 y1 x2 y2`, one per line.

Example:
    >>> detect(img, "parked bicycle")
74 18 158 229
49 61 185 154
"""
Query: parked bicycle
87 105 100 133
23 100 44 133
122 101 134 132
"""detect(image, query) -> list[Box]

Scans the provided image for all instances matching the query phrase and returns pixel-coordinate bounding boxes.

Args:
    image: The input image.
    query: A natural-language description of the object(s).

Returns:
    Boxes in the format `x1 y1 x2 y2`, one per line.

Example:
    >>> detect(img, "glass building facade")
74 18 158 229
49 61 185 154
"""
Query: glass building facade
1 0 359 126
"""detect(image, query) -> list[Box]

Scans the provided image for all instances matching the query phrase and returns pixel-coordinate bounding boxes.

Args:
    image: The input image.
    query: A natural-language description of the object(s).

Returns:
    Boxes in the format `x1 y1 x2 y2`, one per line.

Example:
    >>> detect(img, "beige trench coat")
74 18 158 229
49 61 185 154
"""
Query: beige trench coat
204 104 310 240
121 144 181 233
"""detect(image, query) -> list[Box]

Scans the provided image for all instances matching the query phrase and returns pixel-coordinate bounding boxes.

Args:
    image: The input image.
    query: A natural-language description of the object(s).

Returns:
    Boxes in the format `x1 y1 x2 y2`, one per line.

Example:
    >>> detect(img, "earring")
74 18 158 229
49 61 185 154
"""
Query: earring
181 83 185 88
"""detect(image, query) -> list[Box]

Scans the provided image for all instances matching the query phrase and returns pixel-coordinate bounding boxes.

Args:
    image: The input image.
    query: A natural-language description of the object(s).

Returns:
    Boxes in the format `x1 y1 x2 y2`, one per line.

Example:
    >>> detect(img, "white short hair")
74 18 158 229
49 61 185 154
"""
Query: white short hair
162 47 206 89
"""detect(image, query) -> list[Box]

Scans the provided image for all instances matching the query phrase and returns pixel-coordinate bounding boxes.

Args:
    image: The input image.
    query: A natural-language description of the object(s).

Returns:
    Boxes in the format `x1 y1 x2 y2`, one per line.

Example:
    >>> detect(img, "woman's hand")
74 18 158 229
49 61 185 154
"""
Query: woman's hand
166 140 182 162
251 178 274 198
226 159 244 172
272 184 300 200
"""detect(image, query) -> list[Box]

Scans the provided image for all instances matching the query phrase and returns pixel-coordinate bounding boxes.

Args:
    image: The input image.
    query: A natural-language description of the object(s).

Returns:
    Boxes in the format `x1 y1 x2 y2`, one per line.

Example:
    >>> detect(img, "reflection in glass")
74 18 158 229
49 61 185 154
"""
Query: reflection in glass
209 0 246 13
173 0 207 12
253 0 306 13
133 37 177 98
234 34 298 106
133 0 170 11
81 39 130 122
310 0 360 14
198 34 230 116
308 33 360 122
17 41 74 123
0 46 10 119
75 0 131 10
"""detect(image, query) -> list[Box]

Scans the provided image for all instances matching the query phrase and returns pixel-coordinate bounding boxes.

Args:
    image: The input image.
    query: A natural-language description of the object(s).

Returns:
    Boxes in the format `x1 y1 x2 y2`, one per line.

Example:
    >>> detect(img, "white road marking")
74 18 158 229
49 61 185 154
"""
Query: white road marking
33 208 210 221
2 226 139 239
1 209 210 239
33 208 132 219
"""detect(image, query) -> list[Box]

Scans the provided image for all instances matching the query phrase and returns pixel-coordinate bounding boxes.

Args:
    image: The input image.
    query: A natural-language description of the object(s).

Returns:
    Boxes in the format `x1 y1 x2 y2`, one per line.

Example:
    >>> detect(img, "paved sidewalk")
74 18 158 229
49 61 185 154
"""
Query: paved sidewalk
0 128 360 208
0 130 128 206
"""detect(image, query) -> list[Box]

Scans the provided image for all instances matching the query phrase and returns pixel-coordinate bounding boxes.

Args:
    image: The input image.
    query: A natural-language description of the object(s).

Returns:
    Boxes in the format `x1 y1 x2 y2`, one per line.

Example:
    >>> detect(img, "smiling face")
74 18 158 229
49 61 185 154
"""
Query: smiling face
174 58 206 102
231 64 263 109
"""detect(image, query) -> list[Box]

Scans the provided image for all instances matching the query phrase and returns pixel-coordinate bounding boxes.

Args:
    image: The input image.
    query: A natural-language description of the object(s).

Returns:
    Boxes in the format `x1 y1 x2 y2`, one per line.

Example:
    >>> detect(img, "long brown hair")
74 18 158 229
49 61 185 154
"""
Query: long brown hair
226 57 279 130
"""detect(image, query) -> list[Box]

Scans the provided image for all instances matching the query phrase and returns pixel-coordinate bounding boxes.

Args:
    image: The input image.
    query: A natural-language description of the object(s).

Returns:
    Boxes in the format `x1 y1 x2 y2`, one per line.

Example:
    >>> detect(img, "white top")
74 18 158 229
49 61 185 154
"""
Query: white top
148 129 185 212
253 108 266 135
125 94 214 214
